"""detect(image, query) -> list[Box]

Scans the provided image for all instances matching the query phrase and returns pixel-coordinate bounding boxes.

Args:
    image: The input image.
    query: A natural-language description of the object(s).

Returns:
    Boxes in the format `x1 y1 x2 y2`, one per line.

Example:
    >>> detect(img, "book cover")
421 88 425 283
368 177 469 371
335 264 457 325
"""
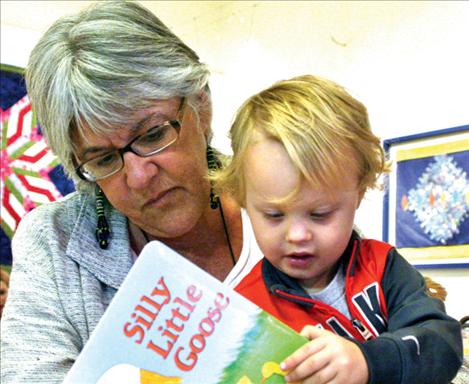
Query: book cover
64 241 308 384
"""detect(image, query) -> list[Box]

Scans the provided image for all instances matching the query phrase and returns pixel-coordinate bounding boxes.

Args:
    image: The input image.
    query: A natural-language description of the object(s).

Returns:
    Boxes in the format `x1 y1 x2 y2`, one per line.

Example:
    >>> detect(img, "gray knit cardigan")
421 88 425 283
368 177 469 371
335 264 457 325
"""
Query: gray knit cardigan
1 192 134 383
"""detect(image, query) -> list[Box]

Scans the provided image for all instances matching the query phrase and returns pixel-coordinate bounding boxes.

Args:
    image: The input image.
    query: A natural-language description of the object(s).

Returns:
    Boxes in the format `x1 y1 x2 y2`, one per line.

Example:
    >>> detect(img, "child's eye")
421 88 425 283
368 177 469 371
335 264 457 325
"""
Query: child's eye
310 211 329 220
263 211 284 220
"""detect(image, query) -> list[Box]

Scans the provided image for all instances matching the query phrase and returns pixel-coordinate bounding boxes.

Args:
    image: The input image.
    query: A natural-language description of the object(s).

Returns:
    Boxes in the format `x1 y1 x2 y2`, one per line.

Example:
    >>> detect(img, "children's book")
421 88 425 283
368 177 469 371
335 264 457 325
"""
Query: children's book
63 241 308 384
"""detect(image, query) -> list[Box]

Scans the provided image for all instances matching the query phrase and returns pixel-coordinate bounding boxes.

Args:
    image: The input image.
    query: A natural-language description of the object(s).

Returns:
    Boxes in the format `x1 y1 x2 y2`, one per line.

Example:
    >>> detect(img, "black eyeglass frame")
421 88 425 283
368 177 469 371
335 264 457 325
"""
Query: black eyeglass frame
75 98 185 182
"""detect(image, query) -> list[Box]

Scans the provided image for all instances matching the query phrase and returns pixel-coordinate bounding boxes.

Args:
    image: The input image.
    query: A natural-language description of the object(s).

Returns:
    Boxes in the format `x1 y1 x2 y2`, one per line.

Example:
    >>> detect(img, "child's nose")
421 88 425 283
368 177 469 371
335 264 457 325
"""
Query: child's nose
286 221 312 243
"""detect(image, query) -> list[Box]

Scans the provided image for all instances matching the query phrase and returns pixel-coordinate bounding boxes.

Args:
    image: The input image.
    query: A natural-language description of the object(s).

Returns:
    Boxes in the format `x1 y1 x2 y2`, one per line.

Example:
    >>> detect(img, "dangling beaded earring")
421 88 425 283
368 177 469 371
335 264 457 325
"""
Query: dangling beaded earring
95 186 111 249
206 145 222 209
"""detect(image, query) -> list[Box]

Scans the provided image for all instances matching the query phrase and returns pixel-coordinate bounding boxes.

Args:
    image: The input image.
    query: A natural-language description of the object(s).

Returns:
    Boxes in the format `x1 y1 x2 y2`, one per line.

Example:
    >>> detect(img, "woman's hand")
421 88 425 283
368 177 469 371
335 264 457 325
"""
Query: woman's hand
280 325 369 384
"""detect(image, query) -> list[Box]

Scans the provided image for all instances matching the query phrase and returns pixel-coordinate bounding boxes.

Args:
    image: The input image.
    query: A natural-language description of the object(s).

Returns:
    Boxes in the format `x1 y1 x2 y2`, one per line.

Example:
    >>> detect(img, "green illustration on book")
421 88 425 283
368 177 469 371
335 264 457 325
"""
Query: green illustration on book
64 242 307 384
219 312 305 383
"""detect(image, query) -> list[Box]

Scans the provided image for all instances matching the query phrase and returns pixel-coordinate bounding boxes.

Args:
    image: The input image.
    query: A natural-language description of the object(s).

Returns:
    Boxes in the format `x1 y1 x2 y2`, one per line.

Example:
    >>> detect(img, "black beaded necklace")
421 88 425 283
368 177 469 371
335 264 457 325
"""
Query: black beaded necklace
216 198 236 266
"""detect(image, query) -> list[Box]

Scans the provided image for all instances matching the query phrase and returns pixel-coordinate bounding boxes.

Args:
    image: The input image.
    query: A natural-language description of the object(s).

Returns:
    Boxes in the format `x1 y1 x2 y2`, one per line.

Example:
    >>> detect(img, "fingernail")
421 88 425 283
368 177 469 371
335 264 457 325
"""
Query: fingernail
280 362 286 370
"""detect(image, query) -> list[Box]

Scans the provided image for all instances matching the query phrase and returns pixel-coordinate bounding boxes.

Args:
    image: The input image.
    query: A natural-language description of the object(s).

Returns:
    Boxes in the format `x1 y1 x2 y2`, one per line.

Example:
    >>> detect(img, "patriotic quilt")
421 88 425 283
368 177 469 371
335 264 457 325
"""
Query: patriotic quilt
1 65 75 265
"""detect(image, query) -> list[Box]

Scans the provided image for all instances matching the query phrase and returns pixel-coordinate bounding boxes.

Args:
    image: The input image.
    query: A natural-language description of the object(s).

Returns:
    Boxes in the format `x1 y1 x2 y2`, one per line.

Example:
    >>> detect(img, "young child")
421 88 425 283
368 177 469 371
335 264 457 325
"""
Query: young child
212 75 463 384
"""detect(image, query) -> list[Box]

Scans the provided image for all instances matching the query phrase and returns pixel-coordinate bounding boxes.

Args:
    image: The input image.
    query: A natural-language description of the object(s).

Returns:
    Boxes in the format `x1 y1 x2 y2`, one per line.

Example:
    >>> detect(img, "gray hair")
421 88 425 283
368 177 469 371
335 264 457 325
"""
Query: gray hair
25 0 210 192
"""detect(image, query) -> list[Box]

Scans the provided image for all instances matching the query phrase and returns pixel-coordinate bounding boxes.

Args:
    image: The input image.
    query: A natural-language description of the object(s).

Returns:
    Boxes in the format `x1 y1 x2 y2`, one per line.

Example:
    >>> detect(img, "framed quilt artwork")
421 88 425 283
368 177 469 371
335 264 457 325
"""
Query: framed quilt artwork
0 64 75 266
383 125 469 268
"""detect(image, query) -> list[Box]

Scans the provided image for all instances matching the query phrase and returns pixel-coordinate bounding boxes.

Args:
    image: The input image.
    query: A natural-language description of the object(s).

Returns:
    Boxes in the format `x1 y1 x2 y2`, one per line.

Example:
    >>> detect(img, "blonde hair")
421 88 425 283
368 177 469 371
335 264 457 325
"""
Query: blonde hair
212 75 390 205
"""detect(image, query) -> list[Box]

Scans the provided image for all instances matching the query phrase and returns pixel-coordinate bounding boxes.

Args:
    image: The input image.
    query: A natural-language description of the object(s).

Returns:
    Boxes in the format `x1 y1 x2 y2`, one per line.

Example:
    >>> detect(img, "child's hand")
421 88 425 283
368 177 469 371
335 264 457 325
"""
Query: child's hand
280 325 369 384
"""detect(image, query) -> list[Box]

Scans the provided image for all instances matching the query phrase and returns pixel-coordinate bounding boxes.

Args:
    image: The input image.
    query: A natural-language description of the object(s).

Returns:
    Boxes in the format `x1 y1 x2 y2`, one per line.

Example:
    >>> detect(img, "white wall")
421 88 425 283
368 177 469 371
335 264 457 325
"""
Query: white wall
188 1 469 240
1 0 468 320
1 25 41 68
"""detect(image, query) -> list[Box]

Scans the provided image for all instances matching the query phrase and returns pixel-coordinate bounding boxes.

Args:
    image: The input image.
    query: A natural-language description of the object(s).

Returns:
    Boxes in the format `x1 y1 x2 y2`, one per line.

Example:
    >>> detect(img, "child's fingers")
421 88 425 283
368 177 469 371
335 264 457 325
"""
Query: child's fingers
299 364 337 384
283 348 332 383
300 324 327 339
280 337 326 372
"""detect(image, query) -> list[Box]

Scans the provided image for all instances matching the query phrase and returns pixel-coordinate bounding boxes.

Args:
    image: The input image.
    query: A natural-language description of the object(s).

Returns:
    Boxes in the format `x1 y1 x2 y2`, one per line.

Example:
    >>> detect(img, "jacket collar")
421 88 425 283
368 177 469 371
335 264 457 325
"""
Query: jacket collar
262 231 362 307
66 193 134 290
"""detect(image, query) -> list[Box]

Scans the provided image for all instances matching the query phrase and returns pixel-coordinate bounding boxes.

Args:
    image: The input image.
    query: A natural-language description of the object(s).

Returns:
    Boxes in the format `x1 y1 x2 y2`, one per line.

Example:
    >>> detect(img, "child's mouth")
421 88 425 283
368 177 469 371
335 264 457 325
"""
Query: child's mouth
286 253 314 267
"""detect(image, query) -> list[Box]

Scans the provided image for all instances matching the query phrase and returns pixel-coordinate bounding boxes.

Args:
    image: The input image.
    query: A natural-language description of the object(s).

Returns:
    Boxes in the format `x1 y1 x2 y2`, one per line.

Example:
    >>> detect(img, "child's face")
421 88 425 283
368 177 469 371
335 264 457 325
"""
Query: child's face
244 135 361 289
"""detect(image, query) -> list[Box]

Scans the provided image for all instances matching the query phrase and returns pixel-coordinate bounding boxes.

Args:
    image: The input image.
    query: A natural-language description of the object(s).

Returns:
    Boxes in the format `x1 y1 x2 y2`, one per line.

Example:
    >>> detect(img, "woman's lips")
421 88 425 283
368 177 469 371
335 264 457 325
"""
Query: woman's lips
144 187 177 209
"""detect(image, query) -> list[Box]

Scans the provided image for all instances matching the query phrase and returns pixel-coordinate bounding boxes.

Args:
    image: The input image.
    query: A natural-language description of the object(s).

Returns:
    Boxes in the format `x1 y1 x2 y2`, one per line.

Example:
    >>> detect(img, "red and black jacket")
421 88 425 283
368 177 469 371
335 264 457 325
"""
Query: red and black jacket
235 232 463 384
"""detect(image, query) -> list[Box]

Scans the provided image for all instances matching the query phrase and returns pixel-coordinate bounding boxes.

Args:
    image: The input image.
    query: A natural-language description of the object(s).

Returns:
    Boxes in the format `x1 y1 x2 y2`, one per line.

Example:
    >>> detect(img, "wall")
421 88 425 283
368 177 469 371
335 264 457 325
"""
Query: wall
1 0 468 320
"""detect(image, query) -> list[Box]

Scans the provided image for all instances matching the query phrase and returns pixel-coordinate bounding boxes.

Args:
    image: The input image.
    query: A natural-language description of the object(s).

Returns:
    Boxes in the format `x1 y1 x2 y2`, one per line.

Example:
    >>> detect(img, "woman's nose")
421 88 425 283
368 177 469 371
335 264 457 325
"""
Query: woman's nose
286 221 313 243
123 152 158 189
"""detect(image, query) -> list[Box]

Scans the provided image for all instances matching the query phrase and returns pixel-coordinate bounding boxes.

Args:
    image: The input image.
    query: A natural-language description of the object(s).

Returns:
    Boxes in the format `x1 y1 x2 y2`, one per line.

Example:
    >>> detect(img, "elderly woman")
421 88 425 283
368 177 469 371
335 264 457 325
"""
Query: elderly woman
0 1 262 382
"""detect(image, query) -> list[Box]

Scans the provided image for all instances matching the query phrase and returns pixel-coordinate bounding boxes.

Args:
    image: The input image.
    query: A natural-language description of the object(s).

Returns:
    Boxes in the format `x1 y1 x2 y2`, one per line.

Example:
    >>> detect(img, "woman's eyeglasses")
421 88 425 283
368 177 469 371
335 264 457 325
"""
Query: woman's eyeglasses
76 98 185 182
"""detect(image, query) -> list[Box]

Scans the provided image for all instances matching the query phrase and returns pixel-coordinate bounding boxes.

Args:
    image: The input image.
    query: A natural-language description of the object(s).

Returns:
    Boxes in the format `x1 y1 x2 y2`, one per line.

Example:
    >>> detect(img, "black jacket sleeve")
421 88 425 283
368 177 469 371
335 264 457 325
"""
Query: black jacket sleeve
358 248 463 384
